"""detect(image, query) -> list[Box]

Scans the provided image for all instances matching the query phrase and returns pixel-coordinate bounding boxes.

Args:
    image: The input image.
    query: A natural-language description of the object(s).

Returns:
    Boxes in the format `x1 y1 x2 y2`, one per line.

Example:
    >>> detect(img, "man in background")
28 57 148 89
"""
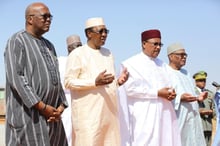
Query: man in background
58 34 82 146
193 71 215 146
167 42 207 146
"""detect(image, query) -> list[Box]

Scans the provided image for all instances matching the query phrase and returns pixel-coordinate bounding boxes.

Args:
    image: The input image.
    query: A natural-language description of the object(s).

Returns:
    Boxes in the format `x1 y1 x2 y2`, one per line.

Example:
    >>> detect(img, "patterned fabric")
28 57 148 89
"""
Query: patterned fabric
39 44 58 85
4 30 68 146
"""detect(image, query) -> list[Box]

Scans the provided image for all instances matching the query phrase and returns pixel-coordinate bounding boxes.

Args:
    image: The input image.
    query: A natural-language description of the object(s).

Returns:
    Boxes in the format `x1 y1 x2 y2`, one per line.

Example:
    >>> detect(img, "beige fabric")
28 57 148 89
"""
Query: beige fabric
211 118 217 145
167 43 184 55
85 17 105 29
66 35 81 46
64 44 120 146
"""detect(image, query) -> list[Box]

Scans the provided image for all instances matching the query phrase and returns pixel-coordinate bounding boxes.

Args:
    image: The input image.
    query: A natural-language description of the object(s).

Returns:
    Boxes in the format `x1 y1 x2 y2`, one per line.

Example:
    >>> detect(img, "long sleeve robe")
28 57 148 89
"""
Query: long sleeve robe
119 52 181 146
4 30 68 146
167 66 206 146
64 44 120 146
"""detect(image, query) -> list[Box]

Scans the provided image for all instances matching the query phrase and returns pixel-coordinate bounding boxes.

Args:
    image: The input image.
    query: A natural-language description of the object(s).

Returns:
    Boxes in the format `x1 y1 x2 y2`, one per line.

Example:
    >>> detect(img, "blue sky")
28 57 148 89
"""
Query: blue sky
0 0 220 90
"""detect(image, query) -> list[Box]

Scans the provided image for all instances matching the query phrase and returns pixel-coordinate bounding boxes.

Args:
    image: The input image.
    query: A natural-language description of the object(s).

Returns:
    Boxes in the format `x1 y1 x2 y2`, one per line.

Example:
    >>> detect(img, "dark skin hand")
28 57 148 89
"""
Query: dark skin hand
117 68 129 86
95 70 115 86
95 68 129 86
45 104 65 122
181 91 208 102
180 93 198 102
199 109 213 115
197 91 208 101
158 87 176 101
35 101 64 122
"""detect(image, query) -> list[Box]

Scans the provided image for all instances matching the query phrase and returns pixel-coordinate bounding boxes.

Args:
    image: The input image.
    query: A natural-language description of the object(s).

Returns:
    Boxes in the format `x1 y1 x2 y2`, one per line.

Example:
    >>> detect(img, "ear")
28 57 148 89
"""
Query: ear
26 15 34 25
87 31 93 39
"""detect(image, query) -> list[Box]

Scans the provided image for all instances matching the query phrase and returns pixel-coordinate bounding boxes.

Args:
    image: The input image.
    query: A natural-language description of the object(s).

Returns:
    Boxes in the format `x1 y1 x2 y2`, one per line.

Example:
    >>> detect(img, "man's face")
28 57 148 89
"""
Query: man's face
29 6 53 35
88 25 109 48
169 49 187 68
142 38 163 58
68 42 82 54
196 79 206 89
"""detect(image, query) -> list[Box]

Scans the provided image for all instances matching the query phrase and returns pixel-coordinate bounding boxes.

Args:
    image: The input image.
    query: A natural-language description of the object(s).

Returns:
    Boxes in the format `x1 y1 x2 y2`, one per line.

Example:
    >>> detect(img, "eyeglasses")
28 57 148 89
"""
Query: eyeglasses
91 28 109 34
29 13 53 21
146 41 163 47
172 53 188 57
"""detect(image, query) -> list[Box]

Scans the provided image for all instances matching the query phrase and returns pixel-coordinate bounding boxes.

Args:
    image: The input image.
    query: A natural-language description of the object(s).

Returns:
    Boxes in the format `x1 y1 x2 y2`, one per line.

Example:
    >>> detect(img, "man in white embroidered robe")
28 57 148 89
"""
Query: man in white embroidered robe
119 29 181 146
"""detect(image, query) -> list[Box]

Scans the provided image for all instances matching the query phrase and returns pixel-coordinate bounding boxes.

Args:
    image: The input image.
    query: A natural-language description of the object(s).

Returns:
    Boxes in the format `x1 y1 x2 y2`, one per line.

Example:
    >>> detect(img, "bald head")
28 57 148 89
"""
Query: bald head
25 2 52 38
25 2 48 19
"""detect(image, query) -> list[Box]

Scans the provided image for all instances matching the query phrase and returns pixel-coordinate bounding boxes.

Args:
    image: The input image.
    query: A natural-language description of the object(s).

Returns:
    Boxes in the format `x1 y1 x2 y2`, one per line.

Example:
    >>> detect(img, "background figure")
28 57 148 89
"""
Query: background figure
212 82 220 146
4 2 68 146
193 71 215 146
167 43 207 146
58 34 82 146
64 17 128 146
119 29 181 146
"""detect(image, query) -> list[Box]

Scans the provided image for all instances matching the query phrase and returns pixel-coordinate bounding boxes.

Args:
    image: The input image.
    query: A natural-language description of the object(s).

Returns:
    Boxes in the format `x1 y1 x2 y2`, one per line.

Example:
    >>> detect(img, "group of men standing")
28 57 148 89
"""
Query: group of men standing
3 2 217 146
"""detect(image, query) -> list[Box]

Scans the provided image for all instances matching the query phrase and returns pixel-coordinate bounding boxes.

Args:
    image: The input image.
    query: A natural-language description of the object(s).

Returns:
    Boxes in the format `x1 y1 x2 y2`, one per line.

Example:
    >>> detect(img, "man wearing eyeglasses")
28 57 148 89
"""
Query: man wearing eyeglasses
167 43 207 146
193 71 215 146
64 17 129 146
4 2 68 146
118 29 181 146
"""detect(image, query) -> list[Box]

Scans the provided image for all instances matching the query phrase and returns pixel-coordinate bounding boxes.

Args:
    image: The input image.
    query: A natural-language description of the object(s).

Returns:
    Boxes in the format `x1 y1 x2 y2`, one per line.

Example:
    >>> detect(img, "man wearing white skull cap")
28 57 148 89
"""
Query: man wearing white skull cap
85 17 105 29
64 17 129 146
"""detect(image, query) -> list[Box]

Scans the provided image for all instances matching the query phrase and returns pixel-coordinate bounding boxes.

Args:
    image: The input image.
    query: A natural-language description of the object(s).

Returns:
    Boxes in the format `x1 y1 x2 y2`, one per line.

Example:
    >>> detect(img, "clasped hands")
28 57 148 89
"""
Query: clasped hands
158 87 176 101
41 104 65 123
35 101 65 123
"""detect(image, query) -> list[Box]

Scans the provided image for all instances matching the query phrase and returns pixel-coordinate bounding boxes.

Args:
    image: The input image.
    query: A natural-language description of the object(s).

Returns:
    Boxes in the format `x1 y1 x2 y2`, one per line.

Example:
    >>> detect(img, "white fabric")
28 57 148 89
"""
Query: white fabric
119 52 181 146
167 66 206 146
58 56 72 146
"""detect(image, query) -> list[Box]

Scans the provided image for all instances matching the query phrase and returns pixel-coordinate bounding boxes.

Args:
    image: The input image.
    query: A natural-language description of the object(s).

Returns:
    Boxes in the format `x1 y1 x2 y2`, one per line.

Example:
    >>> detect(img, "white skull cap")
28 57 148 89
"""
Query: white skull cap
85 17 105 29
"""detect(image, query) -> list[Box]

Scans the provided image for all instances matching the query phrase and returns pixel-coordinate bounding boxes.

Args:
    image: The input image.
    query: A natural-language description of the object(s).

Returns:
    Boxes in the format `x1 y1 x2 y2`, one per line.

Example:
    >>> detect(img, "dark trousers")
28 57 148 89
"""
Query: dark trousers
204 131 212 146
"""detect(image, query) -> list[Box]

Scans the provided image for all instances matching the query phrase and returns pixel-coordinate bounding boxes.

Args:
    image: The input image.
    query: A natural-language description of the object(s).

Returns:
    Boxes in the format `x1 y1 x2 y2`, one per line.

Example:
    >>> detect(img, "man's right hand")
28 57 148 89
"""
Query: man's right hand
180 93 197 102
34 101 61 122
95 70 115 86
